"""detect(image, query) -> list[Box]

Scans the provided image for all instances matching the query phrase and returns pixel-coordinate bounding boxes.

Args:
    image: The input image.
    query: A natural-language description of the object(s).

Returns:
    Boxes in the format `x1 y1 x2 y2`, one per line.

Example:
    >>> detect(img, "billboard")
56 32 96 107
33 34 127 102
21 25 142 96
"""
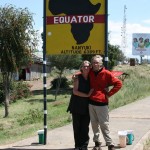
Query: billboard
46 0 106 55
132 33 150 55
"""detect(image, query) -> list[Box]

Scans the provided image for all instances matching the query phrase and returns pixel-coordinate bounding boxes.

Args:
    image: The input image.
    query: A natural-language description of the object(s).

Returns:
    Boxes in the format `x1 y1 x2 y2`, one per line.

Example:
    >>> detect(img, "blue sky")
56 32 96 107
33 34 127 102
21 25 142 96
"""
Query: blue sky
1 0 150 58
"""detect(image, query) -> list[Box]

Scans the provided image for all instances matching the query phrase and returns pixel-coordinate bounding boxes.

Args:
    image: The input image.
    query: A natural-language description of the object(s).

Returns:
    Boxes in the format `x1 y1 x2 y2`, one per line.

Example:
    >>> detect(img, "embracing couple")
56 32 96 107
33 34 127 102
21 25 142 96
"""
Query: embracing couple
67 55 122 150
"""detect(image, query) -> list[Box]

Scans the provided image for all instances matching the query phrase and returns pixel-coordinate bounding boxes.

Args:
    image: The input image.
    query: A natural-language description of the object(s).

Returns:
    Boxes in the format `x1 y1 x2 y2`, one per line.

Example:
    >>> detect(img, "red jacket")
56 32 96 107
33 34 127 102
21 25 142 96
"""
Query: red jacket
89 68 122 103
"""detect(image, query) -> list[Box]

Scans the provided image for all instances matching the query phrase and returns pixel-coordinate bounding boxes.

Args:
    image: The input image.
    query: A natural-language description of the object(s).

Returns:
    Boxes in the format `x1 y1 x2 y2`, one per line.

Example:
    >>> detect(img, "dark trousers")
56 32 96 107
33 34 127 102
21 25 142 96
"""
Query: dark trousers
72 113 90 148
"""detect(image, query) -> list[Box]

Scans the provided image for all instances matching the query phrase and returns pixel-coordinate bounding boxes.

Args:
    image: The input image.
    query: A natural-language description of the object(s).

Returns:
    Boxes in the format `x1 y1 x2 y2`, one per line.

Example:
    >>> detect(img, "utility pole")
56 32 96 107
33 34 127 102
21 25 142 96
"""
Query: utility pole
121 5 127 57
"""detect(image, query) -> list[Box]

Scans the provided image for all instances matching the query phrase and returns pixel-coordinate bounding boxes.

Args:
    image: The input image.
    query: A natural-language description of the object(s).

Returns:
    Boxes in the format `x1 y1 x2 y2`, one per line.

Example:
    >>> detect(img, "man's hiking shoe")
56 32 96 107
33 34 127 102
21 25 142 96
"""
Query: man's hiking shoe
92 146 102 150
92 142 102 150
108 144 115 150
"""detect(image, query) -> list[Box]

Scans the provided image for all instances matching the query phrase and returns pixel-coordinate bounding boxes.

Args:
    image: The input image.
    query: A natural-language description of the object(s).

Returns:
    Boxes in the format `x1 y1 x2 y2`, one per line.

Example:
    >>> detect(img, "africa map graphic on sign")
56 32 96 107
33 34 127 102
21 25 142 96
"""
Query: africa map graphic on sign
48 0 101 44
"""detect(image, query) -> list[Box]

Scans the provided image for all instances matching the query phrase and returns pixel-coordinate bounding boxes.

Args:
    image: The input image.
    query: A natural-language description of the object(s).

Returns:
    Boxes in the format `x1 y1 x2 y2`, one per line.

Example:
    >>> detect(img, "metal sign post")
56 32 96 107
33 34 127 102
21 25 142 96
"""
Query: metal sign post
104 0 108 69
43 0 47 145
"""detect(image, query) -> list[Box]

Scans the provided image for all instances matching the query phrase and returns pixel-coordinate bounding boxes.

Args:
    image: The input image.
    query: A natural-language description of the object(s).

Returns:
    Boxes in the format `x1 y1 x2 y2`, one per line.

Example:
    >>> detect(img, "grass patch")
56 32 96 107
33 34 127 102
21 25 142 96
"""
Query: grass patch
0 94 71 145
144 138 150 150
109 64 150 110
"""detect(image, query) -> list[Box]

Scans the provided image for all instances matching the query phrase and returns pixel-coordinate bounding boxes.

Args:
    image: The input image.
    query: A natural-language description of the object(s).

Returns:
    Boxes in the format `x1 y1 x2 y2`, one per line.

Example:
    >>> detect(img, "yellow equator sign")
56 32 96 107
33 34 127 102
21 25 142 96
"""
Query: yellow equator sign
46 0 106 55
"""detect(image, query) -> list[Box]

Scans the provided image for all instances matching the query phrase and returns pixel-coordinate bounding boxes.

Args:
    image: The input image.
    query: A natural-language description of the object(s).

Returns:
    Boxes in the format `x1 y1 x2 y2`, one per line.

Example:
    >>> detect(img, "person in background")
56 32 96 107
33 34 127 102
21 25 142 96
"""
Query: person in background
144 38 150 48
138 37 144 48
89 55 122 150
132 37 138 49
67 60 93 150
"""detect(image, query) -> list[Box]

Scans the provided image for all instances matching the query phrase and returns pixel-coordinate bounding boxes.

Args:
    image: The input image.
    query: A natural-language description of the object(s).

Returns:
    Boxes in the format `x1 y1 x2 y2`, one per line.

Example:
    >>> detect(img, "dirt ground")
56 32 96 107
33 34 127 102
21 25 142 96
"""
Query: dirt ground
26 74 73 91
26 77 53 91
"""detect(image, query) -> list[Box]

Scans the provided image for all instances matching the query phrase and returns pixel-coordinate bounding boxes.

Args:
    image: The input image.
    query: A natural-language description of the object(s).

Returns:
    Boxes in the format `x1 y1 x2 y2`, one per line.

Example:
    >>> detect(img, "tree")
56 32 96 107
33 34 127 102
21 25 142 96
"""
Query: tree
108 44 126 70
48 55 82 100
0 5 38 117
81 54 95 62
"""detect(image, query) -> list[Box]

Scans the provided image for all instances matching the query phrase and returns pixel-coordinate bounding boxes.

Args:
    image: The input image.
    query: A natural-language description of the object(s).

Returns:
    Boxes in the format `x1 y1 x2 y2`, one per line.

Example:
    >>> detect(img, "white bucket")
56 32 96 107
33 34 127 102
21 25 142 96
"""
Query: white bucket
118 131 127 148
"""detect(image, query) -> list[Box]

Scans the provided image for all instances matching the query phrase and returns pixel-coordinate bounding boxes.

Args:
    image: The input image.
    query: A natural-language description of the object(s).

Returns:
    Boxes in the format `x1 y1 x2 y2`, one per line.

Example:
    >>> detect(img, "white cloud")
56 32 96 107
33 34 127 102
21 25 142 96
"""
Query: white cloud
108 21 122 46
142 19 150 24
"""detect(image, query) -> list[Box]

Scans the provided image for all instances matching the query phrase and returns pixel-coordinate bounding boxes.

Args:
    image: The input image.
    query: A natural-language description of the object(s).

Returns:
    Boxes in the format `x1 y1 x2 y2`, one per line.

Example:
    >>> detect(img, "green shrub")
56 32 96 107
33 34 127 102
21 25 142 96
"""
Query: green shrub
17 108 43 126
0 80 32 104
10 81 32 102
51 77 70 89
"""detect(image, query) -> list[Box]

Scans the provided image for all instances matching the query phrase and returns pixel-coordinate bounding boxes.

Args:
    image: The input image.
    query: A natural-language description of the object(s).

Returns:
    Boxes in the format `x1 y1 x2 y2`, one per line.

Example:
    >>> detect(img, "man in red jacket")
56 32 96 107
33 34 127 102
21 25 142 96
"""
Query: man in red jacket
89 55 122 150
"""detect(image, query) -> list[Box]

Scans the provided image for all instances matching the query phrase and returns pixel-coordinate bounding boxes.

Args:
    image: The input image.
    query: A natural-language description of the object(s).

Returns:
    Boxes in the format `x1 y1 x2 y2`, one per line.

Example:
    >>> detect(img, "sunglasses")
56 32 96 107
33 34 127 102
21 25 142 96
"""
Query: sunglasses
92 62 100 64
83 66 90 68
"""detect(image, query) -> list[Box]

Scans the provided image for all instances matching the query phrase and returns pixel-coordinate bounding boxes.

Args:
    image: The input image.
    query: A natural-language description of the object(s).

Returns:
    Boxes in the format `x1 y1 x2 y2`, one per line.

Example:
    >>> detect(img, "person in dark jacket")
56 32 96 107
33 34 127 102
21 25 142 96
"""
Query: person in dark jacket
67 60 93 150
